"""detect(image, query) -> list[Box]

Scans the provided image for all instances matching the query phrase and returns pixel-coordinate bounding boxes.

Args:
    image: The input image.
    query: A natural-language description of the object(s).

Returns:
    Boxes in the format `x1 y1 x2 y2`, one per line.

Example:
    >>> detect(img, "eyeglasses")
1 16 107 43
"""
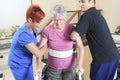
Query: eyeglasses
53 19 64 22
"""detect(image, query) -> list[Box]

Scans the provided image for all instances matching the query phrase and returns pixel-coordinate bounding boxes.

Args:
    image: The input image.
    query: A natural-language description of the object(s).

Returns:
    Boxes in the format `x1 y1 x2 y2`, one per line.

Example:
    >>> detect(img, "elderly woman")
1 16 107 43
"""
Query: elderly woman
8 5 46 80
36 4 84 80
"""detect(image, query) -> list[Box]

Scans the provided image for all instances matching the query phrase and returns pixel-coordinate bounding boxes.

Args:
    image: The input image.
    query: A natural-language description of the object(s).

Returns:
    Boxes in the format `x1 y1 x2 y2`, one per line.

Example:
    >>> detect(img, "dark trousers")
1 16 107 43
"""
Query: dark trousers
45 66 76 80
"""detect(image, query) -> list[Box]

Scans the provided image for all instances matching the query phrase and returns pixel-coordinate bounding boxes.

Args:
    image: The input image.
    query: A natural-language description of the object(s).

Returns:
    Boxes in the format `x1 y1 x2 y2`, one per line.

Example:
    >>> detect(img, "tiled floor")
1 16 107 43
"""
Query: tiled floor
0 50 14 80
0 49 120 80
0 49 46 80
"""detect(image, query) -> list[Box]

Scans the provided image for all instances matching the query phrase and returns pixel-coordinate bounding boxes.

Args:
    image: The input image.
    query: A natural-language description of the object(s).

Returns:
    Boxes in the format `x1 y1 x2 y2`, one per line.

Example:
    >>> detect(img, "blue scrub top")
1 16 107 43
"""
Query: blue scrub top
8 23 38 67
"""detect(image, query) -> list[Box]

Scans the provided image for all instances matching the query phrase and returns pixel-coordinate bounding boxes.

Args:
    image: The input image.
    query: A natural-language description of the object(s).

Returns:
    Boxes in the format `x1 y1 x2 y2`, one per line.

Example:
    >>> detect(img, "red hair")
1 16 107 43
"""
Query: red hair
26 5 45 23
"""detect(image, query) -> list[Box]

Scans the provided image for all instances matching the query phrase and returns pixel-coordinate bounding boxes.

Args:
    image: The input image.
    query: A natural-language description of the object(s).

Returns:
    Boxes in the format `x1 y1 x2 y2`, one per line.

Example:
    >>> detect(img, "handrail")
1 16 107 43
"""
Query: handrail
39 19 52 34
39 9 102 34
66 9 102 24
66 10 81 23
44 19 52 27
67 10 82 23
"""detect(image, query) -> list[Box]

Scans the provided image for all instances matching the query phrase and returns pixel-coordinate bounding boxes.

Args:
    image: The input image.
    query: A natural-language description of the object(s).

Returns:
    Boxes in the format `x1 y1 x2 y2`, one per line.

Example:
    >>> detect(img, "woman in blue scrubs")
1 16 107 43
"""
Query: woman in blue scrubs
8 4 46 80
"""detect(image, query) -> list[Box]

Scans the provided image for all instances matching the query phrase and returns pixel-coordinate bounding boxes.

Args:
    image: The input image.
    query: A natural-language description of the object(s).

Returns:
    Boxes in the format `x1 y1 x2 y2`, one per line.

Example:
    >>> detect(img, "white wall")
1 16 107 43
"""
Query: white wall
112 0 120 32
96 0 113 32
58 0 77 11
0 0 31 29
96 0 120 32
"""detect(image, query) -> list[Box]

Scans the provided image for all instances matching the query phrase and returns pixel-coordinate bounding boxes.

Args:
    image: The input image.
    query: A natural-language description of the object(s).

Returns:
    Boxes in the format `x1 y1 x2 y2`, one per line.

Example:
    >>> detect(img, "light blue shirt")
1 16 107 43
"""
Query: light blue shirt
8 23 38 67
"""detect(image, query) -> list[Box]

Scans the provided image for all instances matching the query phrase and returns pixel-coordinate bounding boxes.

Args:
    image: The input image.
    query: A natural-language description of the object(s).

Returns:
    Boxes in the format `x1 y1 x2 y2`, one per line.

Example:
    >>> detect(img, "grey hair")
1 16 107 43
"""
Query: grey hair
51 4 67 20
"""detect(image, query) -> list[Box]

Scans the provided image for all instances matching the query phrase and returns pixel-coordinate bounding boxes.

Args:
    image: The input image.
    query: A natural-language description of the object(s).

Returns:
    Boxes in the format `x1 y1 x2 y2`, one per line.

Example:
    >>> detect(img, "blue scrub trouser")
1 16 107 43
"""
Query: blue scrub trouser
90 59 118 80
10 65 34 80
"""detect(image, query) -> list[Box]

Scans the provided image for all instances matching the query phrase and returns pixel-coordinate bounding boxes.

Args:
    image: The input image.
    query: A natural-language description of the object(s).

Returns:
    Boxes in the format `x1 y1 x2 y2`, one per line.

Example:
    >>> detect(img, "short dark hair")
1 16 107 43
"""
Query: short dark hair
89 0 95 4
